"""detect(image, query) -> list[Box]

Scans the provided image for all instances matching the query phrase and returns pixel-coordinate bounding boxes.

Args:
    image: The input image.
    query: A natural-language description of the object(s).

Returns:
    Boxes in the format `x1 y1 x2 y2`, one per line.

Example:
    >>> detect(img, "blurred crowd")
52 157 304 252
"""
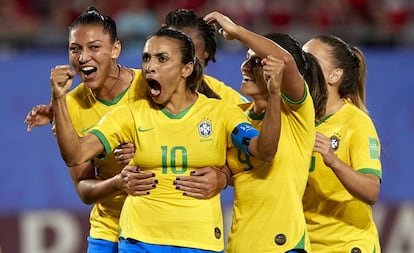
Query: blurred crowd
1 0 414 52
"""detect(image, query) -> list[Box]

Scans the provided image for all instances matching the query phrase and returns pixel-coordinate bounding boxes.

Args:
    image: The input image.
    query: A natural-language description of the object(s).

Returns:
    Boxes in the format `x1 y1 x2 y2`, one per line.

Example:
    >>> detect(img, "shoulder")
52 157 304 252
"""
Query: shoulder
128 68 149 100
67 82 86 97
343 102 374 124
197 93 242 111
203 74 225 87
130 68 142 76
67 83 93 105
282 81 310 105
340 103 379 136
130 68 144 85
203 74 249 104
129 98 151 108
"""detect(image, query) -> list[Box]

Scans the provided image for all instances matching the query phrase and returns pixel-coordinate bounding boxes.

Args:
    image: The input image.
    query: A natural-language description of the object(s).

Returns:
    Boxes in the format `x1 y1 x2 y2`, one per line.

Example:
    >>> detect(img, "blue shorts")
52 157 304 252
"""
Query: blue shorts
87 236 118 253
119 238 223 253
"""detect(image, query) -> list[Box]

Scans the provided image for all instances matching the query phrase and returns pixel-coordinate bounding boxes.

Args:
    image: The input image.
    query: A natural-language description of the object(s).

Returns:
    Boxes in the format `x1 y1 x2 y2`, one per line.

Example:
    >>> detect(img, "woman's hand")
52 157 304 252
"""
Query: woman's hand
313 131 339 168
262 55 284 95
173 166 229 199
204 11 238 40
50 65 75 99
120 166 157 196
24 104 53 132
114 143 136 167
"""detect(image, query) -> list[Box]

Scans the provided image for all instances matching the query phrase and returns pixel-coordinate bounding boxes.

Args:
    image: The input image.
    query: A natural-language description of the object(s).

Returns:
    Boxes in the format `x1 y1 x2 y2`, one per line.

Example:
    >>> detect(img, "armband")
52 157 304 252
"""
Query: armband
231 122 259 156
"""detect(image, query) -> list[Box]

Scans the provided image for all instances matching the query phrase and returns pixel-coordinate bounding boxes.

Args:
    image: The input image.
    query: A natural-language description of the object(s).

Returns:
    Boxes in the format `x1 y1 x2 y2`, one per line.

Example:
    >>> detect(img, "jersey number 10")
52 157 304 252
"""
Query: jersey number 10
161 146 188 175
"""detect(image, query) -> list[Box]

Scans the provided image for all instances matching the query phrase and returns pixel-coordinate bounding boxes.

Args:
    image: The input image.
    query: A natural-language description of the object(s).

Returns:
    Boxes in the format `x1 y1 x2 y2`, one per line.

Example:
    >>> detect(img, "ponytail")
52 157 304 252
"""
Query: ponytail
348 47 368 113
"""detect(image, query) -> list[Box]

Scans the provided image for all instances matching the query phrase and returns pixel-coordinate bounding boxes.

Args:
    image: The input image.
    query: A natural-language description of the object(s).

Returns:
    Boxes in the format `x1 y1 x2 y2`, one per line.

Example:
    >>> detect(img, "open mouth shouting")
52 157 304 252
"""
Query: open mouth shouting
146 78 161 97
80 66 97 81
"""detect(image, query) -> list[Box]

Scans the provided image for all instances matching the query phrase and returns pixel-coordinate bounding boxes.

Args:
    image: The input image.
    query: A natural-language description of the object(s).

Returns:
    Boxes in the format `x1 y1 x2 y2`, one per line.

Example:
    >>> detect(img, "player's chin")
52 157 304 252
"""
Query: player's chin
240 82 257 95
83 79 100 90
149 93 165 105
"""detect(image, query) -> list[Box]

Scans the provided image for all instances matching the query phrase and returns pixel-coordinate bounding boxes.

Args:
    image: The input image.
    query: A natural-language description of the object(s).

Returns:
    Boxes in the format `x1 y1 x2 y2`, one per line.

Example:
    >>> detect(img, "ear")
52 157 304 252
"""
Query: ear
181 62 194 78
111 40 122 59
328 68 343 84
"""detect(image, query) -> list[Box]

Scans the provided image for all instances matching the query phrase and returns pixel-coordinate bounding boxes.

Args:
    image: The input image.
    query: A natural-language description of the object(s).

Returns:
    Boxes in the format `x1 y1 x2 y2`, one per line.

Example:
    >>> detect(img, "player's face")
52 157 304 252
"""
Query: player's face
68 24 119 90
142 36 191 105
240 49 267 98
179 27 208 66
302 38 334 85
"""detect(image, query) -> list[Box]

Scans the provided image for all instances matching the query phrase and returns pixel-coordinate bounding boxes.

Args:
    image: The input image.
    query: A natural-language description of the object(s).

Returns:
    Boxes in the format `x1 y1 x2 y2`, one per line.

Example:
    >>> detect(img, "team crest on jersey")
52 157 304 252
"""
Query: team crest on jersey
198 118 212 138
330 135 340 151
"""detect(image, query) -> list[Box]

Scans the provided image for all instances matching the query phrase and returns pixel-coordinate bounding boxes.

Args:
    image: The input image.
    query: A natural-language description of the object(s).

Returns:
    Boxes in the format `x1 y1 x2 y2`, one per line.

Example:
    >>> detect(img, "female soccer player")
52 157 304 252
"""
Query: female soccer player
207 21 324 252
302 35 382 253
50 26 282 252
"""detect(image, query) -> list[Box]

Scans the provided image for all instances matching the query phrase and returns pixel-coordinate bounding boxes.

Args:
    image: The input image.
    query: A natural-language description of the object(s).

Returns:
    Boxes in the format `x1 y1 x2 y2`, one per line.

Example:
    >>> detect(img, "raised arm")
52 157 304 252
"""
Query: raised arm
50 65 104 166
248 56 283 161
204 12 284 162
204 11 304 101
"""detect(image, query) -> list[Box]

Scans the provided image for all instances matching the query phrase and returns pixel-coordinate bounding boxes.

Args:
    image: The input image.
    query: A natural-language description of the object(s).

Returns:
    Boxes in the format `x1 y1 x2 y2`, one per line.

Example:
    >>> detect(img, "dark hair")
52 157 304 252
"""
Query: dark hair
264 33 327 119
164 10 221 99
152 28 204 93
314 35 367 113
69 7 118 43
164 9 217 67
196 81 222 99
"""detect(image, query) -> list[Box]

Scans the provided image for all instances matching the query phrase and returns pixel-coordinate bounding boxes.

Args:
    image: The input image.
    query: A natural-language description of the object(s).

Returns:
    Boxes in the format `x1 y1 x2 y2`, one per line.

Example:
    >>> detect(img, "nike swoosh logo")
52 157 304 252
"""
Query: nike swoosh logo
138 127 154 132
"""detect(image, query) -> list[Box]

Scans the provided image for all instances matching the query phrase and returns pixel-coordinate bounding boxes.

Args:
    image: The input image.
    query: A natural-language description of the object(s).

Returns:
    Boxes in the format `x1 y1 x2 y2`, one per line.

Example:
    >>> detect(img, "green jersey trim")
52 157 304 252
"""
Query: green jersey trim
95 86 130 106
89 129 112 158
358 168 383 182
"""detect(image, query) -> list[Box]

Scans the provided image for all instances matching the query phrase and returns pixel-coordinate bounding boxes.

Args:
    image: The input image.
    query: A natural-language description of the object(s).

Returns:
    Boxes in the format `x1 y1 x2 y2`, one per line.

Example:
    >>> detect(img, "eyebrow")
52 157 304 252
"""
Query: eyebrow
70 40 103 46
143 52 170 57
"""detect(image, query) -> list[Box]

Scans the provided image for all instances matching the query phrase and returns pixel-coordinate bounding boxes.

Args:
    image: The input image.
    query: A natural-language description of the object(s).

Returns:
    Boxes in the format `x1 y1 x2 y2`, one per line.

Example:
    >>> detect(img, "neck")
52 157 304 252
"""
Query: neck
324 94 344 117
163 90 198 115
251 99 268 115
93 64 121 100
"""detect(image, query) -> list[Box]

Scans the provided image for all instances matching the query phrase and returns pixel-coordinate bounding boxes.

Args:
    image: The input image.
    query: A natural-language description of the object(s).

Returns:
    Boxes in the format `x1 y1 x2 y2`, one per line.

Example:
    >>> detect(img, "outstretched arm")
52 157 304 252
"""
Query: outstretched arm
204 11 304 101
50 65 103 166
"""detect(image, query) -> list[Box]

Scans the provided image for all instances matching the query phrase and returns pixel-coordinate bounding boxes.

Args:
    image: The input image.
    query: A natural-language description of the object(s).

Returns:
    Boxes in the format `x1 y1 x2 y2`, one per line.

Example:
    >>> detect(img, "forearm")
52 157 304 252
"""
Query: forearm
233 26 304 101
52 96 85 165
232 26 288 61
69 161 123 204
329 158 380 205
252 93 281 161
76 175 124 205
52 96 101 165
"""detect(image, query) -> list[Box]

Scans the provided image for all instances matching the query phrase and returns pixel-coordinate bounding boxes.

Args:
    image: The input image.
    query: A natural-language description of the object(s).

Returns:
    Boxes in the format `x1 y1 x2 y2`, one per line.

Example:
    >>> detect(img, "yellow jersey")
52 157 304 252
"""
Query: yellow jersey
226 84 315 252
66 68 146 242
303 101 382 253
90 94 251 251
